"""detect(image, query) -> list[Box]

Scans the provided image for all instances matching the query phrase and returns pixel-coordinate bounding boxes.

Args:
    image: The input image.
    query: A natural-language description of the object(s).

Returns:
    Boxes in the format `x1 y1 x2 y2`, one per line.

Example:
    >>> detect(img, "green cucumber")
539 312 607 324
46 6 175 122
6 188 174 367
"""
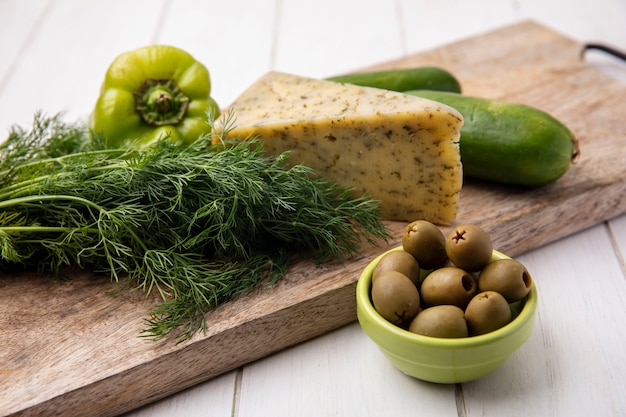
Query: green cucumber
325 67 462 93
405 90 579 187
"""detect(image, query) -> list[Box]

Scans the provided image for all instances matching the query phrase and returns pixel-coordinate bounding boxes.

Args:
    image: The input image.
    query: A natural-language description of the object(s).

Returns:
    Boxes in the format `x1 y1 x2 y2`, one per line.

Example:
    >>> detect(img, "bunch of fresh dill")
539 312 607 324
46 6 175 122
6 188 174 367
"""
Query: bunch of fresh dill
0 113 390 341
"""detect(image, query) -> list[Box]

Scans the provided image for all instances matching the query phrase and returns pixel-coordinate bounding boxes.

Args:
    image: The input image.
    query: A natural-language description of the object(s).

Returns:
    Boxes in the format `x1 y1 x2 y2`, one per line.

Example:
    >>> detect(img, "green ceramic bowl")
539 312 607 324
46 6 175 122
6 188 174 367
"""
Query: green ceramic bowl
356 247 538 384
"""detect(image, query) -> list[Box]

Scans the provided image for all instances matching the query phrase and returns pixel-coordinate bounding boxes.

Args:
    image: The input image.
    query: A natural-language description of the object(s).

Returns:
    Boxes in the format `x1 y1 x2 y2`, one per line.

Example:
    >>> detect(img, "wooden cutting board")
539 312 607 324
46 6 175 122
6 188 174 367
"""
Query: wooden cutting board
2 20 626 417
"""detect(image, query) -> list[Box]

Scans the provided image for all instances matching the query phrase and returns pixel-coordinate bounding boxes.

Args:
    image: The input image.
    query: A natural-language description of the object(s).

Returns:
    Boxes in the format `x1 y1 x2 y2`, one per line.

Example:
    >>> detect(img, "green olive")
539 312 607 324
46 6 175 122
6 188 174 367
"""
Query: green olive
420 267 477 309
465 291 512 335
408 305 468 338
372 250 420 286
371 270 421 326
402 220 447 269
445 224 493 272
478 259 533 302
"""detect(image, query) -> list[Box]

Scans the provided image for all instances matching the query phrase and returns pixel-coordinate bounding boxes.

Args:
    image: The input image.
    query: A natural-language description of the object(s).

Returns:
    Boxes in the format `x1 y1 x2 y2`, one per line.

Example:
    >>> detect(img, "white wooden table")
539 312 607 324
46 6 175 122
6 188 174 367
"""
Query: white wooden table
1 1 625 416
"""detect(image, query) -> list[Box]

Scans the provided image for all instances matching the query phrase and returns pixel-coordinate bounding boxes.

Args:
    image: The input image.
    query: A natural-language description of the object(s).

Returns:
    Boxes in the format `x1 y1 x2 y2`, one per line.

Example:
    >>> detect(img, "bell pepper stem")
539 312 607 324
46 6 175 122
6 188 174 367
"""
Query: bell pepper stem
134 79 189 126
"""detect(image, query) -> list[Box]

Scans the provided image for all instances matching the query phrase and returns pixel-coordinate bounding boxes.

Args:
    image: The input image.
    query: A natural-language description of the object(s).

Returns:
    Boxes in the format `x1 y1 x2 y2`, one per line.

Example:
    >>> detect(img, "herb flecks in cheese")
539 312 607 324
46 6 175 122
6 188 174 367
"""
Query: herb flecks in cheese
215 71 463 224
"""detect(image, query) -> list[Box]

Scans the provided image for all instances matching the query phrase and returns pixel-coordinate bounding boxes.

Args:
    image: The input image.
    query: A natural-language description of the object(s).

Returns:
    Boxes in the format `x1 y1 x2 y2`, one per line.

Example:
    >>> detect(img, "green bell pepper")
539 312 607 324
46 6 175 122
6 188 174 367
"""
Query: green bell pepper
90 45 220 148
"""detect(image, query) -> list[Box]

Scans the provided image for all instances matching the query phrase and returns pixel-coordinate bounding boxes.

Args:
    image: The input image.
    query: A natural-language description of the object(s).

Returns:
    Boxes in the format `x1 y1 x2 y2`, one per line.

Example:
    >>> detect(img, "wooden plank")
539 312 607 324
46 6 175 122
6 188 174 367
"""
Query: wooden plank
2 20 626 417
462 224 626 416
124 371 238 417
0 0 52 84
237 324 459 417
156 0 279 108
0 0 168 134
274 0 406 78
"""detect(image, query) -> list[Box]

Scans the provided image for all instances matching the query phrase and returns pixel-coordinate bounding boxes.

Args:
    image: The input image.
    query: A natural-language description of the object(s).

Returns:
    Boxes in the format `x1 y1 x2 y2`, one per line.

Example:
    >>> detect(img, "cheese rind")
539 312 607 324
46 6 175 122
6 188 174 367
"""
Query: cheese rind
215 71 463 224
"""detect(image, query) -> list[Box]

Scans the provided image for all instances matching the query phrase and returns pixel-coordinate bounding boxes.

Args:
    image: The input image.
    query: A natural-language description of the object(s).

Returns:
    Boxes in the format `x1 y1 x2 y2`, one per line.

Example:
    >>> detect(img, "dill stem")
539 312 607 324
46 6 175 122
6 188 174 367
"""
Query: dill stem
0 158 130 201
0 194 150 255
0 225 98 234
0 174 67 201
0 148 129 178
0 194 102 210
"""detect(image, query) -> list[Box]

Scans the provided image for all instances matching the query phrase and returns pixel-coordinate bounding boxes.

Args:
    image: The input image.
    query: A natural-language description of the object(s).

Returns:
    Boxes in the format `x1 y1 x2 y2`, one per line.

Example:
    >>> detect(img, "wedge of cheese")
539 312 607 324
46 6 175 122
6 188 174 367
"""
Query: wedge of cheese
214 71 463 224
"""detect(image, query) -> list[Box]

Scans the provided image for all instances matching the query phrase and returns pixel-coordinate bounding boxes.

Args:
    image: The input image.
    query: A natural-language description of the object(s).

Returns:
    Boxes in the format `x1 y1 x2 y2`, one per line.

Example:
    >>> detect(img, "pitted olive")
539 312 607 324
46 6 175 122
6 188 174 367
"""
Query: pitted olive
465 291 512 335
478 258 532 302
371 270 421 327
408 305 468 338
445 224 493 272
420 267 477 309
402 220 447 269
372 249 420 286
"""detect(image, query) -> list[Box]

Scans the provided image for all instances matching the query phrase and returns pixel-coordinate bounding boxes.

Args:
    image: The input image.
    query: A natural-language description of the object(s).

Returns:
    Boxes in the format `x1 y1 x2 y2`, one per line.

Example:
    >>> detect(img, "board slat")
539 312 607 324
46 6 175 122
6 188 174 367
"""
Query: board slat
2 20 626 417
